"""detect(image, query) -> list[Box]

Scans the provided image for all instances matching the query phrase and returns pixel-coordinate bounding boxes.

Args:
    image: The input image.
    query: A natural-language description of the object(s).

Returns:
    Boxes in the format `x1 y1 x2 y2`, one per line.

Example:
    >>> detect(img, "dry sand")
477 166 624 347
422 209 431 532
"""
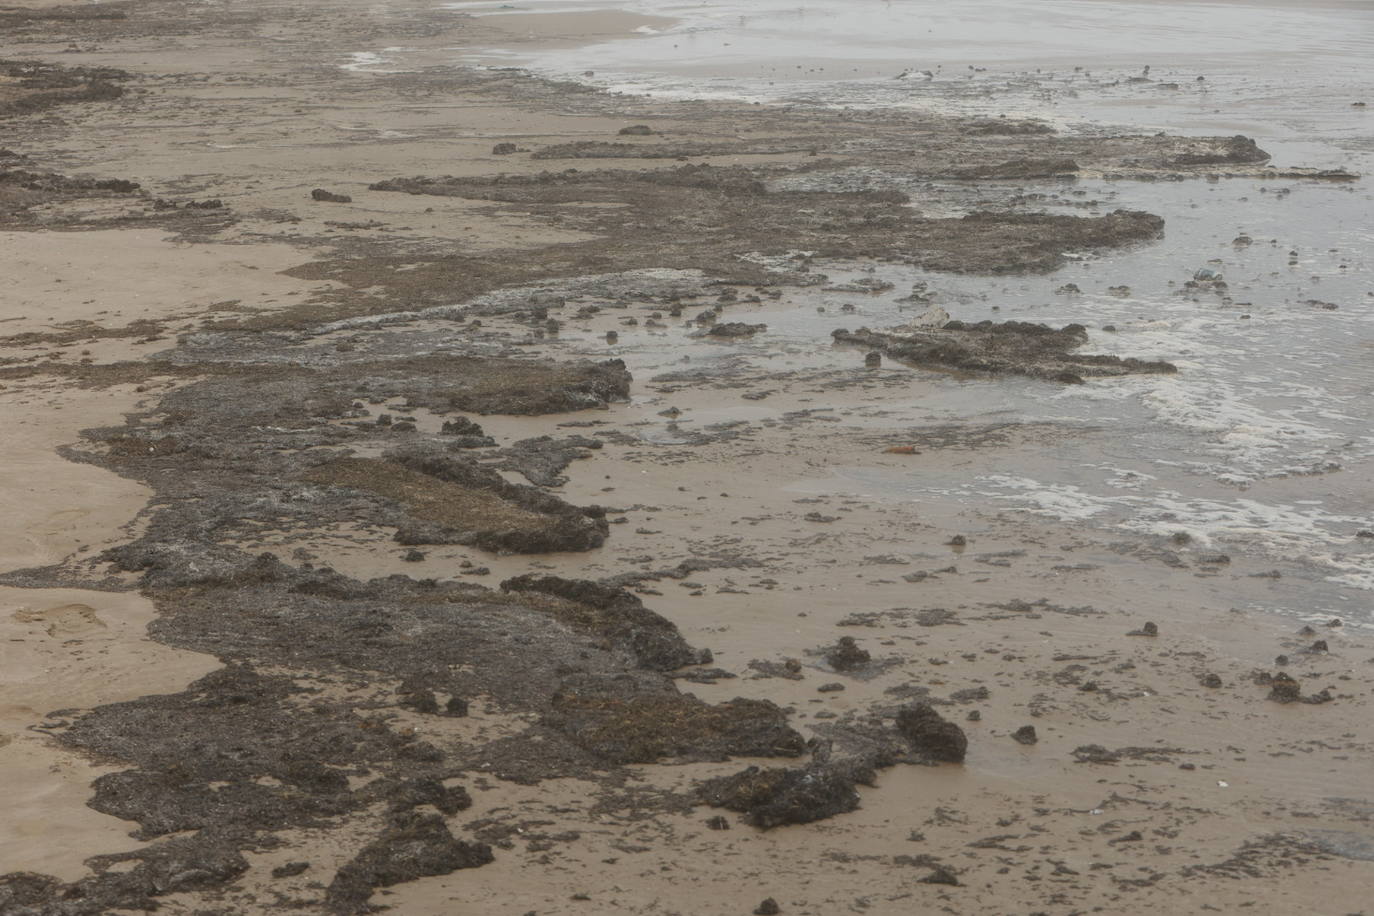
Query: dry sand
1 0 1371 913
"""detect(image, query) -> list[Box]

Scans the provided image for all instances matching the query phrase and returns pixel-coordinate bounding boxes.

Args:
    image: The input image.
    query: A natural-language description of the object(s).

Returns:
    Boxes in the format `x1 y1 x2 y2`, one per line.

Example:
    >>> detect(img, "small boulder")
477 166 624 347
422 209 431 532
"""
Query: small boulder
896 703 968 763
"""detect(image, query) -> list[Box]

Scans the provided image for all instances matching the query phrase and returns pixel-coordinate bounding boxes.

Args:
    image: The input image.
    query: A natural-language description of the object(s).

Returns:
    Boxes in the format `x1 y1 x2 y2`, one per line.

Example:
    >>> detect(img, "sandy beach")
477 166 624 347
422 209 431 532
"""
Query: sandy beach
2 0 1372 912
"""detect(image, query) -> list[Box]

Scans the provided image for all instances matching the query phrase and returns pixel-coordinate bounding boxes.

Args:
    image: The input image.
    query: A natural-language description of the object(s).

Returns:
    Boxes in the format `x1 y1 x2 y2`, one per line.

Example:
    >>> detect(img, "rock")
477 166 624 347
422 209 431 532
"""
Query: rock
1267 672 1301 703
966 710 980 722
1201 673 1223 689
1127 621 1159 636
865 350 882 367
699 761 863 828
492 142 519 155
1055 283 1081 295
706 815 731 830
1011 725 1038 745
439 417 486 437
398 685 439 714
896 703 968 763
919 866 961 886
707 322 767 338
754 898 781 915
311 188 352 203
947 535 967 547
272 861 310 878
1307 640 1329 654
826 636 871 671
325 813 493 914
619 124 654 136
402 549 425 562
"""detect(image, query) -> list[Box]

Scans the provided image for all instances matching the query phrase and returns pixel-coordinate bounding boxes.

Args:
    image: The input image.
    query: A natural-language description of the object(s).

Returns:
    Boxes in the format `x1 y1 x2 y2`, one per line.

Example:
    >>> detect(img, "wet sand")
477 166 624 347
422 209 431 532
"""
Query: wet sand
1 0 1372 913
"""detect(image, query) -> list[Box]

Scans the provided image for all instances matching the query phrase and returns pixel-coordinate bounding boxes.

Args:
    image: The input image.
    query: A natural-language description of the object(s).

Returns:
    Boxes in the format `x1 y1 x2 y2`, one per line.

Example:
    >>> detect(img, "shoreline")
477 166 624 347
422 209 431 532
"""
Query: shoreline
2 0 1372 912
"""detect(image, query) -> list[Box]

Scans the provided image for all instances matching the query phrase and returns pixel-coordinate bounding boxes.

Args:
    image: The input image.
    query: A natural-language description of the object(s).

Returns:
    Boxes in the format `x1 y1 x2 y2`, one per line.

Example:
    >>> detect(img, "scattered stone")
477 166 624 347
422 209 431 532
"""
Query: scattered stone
1011 725 1038 746
1267 673 1301 703
1201 673 1223 689
311 188 352 203
833 317 1175 384
1127 621 1159 637
919 866 961 886
618 125 654 136
492 142 519 155
754 898 781 915
865 350 882 367
826 636 871 671
402 549 425 562
748 658 804 680
896 703 968 763
707 322 767 338
272 861 310 879
699 762 864 828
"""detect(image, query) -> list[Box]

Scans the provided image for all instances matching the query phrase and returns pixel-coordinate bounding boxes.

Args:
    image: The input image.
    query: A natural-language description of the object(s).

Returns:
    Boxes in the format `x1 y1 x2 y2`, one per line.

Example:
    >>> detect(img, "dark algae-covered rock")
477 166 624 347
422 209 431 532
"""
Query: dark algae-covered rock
325 813 493 914
699 762 865 828
833 319 1176 384
500 574 710 671
546 682 806 764
896 702 969 763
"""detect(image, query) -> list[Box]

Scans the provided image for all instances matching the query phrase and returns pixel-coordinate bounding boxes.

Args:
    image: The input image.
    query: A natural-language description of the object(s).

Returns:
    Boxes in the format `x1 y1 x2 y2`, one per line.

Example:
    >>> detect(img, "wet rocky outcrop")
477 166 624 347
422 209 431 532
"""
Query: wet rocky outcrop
0 58 127 118
833 319 1177 383
500 575 711 670
325 813 493 915
547 678 807 765
699 760 868 829
896 703 970 763
369 167 1168 279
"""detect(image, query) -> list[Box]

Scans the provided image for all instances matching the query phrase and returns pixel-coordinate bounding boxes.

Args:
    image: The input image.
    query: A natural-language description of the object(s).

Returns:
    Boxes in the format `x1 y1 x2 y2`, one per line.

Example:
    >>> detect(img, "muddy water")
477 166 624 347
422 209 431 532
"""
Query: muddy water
441 0 1374 615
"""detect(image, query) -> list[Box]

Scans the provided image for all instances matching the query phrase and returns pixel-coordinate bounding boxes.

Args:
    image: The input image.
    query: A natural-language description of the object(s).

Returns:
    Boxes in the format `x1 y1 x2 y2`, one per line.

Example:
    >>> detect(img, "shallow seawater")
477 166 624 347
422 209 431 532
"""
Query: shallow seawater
438 0 1374 612
455 0 1374 150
